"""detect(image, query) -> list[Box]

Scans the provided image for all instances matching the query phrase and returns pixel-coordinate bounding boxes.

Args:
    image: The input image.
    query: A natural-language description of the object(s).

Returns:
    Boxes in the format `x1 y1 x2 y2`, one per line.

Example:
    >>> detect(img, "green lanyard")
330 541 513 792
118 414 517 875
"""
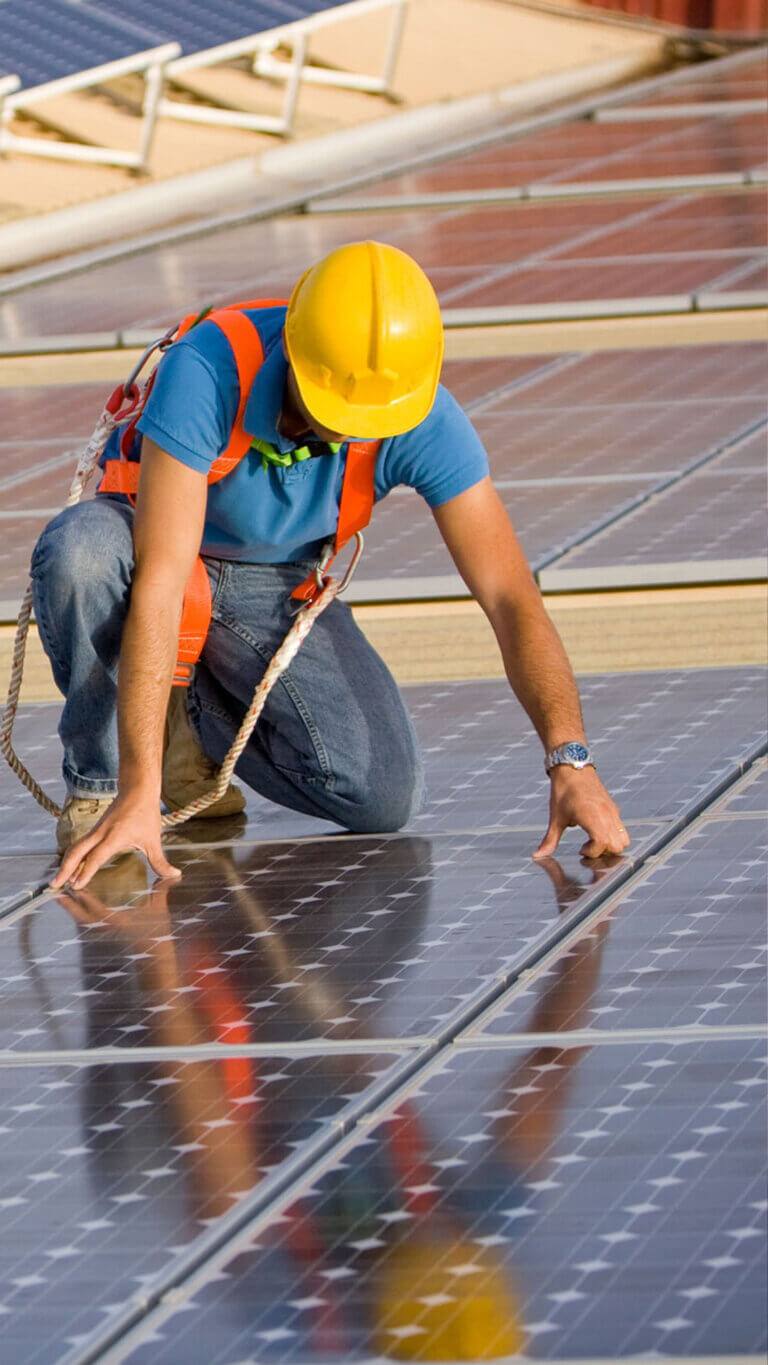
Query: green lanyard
251 436 342 471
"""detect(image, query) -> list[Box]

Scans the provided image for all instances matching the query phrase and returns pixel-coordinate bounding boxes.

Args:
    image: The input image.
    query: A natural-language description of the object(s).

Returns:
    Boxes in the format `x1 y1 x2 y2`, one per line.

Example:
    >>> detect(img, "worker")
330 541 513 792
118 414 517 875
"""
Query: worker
35 241 628 892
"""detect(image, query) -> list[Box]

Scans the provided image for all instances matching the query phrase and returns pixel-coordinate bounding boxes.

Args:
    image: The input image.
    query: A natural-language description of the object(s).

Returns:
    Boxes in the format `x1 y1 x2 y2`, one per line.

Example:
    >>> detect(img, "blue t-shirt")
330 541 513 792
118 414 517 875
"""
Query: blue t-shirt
105 305 489 563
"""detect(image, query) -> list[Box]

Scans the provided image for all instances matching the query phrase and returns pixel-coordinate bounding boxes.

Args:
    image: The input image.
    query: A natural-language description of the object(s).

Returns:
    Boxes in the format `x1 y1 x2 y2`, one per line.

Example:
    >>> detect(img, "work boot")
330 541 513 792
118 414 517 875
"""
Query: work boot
56 796 113 855
162 688 246 819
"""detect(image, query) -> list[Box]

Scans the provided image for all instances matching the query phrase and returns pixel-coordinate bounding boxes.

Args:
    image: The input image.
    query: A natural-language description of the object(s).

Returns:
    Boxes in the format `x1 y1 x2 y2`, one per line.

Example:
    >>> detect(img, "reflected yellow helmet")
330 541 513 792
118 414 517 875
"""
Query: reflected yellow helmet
284 241 444 439
373 1242 524 1360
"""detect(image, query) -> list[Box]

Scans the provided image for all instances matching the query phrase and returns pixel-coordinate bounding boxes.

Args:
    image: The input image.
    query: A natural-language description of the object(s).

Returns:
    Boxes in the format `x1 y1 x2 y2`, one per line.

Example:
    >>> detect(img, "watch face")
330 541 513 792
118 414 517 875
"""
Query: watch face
564 742 590 764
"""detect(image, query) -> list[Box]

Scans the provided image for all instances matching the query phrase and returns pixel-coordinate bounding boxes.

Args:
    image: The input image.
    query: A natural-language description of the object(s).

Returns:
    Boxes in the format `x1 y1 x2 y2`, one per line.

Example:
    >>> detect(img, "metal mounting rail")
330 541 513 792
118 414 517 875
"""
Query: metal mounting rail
0 46 764 301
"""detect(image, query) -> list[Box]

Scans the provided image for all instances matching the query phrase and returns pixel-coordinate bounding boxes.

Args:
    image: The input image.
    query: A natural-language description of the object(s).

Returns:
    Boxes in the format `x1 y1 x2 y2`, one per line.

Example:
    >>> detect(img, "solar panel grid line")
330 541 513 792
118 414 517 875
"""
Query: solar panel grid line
0 47 762 303
69 1025 768 1364
466 808 768 1041
595 99 768 121
9 742 763 1365
531 412 768 577
1 682 763 1354
458 1025 768 1048
433 195 694 308
699 253 768 291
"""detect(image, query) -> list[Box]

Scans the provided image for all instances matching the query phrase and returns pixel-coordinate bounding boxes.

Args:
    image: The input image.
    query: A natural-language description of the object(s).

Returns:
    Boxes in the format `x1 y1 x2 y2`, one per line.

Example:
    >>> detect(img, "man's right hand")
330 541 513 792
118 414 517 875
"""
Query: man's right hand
50 792 181 891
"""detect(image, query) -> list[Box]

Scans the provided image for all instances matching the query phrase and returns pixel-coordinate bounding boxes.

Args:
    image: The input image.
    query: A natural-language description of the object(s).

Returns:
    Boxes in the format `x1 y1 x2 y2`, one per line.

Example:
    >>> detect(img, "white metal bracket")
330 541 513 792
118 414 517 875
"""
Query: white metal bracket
0 44 180 171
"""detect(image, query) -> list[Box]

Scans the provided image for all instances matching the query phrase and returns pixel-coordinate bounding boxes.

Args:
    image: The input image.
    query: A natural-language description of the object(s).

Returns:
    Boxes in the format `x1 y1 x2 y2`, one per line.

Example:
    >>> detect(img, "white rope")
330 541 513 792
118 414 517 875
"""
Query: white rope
0 372 344 833
0 402 131 816
160 579 339 828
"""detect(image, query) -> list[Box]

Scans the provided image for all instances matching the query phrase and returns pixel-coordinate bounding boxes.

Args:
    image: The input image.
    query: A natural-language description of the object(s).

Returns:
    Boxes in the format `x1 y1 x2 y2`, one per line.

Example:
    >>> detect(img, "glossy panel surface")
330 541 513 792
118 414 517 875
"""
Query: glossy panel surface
0 830 639 1052
554 466 766 570
4 191 765 338
90 0 346 56
0 857 53 912
0 0 163 90
2 668 764 856
718 758 768 814
340 109 767 197
124 1037 768 1363
0 1048 407 1362
477 815 768 1036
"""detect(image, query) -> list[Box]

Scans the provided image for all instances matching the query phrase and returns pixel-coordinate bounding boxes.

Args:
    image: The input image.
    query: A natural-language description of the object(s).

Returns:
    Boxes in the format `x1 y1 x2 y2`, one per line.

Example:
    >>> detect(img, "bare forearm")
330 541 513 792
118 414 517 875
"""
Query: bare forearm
117 574 182 796
491 599 585 751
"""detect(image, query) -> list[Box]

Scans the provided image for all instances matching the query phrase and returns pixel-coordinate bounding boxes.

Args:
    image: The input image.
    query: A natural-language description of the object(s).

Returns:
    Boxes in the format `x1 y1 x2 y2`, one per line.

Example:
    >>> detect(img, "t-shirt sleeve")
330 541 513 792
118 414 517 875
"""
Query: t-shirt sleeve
136 341 232 474
380 384 490 508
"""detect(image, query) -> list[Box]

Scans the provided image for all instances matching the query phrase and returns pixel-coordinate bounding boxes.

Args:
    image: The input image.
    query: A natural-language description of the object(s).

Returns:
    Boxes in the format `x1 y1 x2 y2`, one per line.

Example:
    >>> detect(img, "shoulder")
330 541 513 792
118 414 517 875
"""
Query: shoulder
170 304 287 379
379 383 489 508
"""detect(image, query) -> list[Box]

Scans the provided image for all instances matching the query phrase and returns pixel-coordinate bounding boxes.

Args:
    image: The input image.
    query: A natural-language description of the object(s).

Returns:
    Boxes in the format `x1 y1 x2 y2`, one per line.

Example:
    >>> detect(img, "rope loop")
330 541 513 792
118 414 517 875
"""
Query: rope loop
1 352 349 838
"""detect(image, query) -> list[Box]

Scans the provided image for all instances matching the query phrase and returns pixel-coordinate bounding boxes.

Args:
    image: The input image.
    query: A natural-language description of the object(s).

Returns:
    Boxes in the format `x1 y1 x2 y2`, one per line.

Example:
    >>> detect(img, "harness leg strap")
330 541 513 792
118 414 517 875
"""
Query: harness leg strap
173 555 213 686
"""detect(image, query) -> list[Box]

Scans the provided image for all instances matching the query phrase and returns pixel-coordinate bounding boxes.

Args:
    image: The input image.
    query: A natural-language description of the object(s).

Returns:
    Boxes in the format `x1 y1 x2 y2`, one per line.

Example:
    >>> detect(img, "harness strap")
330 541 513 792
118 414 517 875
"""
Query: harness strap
97 298 379 680
290 439 381 605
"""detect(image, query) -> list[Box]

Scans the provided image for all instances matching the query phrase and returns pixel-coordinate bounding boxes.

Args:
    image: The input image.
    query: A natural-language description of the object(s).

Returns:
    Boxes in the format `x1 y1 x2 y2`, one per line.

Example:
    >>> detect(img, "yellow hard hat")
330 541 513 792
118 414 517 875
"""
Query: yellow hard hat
373 1241 525 1360
284 241 444 439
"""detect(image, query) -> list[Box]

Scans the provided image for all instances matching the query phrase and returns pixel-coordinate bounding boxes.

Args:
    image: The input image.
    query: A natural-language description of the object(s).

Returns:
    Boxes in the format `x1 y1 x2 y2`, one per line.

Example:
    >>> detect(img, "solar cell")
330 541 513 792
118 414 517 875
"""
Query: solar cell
702 425 768 473
329 109 767 199
0 0 164 91
718 758 768 814
3 191 764 338
118 1037 768 1363
89 0 351 54
475 815 767 1037
3 668 764 857
548 465 766 575
0 830 640 1052
0 1049 410 1360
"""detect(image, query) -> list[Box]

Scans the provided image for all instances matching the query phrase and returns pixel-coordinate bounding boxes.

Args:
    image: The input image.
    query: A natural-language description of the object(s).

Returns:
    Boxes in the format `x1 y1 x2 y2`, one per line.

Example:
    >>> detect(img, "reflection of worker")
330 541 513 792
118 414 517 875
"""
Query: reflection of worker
48 854 613 1359
35 241 627 890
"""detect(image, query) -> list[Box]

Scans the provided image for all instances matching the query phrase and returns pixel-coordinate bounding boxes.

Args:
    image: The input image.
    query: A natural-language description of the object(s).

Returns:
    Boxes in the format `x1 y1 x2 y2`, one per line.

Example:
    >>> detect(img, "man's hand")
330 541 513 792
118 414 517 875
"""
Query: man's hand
50 793 181 891
534 766 629 860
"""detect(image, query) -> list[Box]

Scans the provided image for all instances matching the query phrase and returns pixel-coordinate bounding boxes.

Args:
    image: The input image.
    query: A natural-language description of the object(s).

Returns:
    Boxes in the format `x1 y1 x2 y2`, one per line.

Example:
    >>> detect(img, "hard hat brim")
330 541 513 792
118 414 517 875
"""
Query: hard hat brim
291 357 442 441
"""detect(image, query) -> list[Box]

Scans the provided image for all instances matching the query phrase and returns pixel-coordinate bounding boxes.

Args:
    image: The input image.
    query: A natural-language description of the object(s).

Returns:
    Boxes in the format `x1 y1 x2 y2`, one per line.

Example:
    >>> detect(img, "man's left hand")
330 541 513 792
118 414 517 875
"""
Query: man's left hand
534 765 629 860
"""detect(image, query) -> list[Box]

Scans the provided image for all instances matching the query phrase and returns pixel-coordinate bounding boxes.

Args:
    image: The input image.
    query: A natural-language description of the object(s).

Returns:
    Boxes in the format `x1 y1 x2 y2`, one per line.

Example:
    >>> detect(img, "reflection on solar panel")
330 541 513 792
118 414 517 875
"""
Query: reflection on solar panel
475 814 768 1036
115 1037 768 1363
0 44 766 1364
328 50 768 202
3 191 765 337
0 1050 410 1359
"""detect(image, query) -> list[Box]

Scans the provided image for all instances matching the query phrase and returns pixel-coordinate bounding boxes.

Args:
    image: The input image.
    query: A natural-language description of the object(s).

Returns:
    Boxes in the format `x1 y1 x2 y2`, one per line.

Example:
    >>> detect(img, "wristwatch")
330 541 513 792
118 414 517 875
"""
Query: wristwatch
545 741 595 774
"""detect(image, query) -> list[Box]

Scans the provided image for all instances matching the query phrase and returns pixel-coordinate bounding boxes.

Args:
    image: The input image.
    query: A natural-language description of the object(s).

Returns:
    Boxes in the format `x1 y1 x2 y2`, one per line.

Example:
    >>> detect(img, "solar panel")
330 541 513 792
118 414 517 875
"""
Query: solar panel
0 0 164 91
327 111 766 200
3 668 764 857
547 463 766 576
88 0 352 54
475 814 767 1037
3 191 765 338
115 1036 768 1363
718 758 768 814
0 829 641 1052
0 1049 410 1359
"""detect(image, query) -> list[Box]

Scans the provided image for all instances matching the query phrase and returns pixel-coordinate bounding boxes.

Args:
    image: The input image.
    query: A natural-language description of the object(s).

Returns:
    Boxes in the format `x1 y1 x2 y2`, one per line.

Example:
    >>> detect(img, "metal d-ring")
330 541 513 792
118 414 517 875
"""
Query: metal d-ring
336 532 365 596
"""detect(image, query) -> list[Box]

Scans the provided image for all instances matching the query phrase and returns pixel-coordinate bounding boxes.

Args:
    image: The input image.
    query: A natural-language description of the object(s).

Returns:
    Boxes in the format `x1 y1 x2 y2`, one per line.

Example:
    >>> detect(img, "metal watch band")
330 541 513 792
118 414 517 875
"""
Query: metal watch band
545 741 594 773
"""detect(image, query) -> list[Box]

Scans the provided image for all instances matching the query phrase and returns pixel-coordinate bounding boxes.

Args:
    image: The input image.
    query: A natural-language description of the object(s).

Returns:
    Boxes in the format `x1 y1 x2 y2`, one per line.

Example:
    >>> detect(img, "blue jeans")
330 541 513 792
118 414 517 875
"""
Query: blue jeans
30 498 424 832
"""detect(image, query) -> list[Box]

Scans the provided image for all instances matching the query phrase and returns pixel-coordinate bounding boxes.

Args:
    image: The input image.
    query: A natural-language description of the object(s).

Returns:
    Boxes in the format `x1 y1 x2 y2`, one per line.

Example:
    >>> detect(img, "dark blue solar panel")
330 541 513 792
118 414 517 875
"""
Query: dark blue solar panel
0 0 162 92
89 0 356 57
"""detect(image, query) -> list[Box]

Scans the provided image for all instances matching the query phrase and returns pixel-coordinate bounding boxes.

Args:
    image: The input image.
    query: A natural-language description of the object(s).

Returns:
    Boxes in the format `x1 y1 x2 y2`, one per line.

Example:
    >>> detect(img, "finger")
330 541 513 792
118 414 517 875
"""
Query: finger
50 830 103 888
69 838 127 891
533 817 565 859
580 835 608 859
147 843 182 882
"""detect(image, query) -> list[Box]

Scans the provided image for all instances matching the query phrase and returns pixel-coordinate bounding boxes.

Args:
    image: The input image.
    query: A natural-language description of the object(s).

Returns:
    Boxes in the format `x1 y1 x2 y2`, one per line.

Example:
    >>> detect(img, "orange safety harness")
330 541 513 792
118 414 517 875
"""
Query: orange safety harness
97 298 381 685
